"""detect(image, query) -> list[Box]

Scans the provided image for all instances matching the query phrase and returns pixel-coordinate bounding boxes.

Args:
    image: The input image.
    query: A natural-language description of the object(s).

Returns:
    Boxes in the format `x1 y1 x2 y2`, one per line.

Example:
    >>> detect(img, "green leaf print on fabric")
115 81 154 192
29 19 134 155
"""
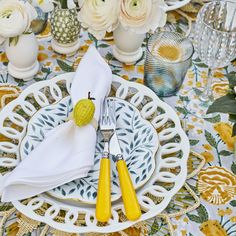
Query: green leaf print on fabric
205 131 217 148
230 200 236 207
57 59 74 72
231 162 236 175
187 204 208 223
204 114 221 123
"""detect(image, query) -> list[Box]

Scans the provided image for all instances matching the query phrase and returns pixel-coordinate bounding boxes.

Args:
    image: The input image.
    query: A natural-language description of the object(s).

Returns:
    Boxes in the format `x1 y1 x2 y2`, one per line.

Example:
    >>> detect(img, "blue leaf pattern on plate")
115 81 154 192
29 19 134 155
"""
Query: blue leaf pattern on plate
20 97 158 203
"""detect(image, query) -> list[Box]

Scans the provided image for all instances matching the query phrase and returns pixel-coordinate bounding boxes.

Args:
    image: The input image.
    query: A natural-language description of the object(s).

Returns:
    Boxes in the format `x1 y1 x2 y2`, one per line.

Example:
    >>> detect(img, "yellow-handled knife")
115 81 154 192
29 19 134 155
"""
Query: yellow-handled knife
110 133 141 221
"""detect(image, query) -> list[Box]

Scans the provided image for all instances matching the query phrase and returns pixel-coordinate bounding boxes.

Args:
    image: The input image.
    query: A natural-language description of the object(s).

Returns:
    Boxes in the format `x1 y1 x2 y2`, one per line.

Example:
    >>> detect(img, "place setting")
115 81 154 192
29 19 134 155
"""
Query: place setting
0 0 236 235
0 45 189 233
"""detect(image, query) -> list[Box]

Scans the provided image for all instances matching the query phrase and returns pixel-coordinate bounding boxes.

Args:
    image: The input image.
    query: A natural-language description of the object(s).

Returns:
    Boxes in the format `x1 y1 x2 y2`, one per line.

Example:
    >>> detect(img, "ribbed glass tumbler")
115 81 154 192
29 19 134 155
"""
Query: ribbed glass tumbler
144 31 194 97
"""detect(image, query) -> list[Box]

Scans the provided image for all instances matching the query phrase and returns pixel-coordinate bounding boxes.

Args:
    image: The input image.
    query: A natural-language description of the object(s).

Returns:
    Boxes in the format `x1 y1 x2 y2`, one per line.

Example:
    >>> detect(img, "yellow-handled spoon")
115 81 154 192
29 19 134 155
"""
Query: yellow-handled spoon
110 133 141 221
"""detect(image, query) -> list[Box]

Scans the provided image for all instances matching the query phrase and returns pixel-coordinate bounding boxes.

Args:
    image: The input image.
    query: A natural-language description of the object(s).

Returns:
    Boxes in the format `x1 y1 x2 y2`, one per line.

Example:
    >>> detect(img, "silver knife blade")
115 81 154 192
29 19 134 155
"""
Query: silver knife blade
109 132 122 157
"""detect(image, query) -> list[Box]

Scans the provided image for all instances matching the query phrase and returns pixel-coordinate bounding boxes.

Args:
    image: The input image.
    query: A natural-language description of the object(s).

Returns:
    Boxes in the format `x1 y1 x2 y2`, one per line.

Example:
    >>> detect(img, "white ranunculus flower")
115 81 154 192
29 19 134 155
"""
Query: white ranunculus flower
30 0 54 12
0 0 37 43
78 0 120 40
119 0 167 34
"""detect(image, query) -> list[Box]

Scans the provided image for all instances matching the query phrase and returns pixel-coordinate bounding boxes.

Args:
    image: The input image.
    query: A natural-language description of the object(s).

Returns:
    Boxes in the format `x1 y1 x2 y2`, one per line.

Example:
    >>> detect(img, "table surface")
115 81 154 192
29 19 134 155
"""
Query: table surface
0 28 236 236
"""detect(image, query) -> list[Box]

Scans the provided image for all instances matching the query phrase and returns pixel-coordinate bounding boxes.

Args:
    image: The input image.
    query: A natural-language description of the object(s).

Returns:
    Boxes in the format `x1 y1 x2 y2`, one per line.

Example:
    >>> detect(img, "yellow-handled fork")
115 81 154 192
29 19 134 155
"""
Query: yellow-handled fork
96 99 115 222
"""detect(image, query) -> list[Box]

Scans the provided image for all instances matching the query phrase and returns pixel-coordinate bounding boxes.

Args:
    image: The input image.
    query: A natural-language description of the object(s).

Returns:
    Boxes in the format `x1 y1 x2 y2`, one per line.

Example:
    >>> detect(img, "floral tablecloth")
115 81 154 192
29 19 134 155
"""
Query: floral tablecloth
0 21 236 236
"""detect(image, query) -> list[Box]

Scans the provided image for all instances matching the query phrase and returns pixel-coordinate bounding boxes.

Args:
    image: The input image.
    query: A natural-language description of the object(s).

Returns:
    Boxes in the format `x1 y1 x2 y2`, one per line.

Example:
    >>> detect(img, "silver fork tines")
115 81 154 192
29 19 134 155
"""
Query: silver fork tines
100 99 116 157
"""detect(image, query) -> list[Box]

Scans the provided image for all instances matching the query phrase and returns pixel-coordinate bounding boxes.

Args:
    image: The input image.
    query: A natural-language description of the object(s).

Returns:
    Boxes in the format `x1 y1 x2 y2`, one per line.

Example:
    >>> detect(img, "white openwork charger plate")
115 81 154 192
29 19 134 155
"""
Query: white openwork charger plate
0 73 189 233
19 96 158 204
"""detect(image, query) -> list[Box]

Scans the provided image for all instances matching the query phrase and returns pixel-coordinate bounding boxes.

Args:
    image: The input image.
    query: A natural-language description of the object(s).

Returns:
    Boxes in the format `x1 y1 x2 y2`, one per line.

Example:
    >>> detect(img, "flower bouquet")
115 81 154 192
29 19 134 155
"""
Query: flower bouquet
78 0 167 64
0 0 37 45
0 0 39 81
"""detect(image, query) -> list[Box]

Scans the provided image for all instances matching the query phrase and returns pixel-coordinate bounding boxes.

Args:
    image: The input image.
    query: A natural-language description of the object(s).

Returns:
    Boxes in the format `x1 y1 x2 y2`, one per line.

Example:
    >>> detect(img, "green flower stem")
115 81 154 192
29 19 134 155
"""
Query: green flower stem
190 177 197 181
215 139 222 167
0 73 8 83
222 219 231 228
229 230 236 235
220 216 223 225
226 223 236 233
60 0 67 9
95 40 98 49
43 69 51 81
181 99 206 119
225 66 229 74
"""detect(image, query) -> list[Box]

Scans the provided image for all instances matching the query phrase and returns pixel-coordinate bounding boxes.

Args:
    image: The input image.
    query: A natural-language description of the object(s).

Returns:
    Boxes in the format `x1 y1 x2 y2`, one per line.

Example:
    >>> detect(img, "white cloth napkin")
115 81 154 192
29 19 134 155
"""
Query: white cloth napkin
1 46 112 202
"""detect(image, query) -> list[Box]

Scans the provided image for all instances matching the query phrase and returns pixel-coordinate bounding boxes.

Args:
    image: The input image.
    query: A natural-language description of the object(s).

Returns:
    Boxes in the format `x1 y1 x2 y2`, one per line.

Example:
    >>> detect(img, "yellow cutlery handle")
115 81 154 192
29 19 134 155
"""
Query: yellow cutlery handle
96 158 111 222
117 159 141 221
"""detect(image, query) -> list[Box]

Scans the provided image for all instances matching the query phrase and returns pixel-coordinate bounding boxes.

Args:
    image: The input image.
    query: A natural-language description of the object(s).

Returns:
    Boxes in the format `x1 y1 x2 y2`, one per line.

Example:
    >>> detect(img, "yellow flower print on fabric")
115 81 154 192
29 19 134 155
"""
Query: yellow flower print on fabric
200 71 208 79
218 209 226 217
137 65 144 74
5 222 19 236
38 45 45 51
198 166 236 205
79 45 89 54
196 81 202 88
201 151 214 162
122 75 129 81
203 144 212 151
232 59 236 67
213 71 225 79
84 40 93 44
212 82 229 97
217 208 233 216
230 216 236 223
187 70 195 79
0 52 8 63
37 53 48 62
123 64 135 72
214 122 236 151
200 220 227 236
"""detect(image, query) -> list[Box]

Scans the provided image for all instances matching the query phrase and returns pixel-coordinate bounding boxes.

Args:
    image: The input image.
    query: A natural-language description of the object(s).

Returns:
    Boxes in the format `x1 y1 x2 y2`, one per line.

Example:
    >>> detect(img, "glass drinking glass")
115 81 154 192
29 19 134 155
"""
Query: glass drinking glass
144 31 194 97
194 0 236 106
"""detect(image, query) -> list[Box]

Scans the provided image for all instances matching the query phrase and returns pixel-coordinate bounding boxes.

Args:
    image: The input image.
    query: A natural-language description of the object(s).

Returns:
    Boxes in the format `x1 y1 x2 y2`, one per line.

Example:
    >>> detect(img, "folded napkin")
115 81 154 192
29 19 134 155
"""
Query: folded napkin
1 46 112 202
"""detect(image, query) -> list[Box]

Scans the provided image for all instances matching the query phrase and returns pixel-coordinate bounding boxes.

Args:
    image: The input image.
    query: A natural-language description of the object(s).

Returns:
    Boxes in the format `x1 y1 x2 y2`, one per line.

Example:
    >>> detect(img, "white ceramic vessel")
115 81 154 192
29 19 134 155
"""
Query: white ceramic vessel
5 33 39 81
51 39 80 56
113 24 146 65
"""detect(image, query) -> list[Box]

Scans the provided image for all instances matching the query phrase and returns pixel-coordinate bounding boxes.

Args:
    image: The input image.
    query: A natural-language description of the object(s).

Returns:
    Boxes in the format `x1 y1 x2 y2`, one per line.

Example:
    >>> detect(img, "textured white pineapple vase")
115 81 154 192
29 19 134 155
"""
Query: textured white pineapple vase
113 24 145 65
5 33 39 81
